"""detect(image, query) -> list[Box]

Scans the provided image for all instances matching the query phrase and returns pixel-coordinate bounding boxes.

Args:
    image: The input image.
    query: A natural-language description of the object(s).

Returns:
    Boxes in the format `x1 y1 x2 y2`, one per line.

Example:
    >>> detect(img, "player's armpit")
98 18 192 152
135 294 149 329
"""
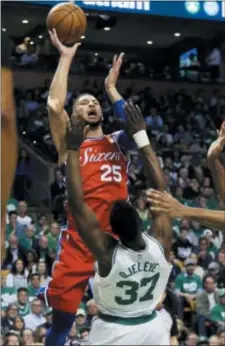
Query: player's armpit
48 107 70 165
150 212 172 261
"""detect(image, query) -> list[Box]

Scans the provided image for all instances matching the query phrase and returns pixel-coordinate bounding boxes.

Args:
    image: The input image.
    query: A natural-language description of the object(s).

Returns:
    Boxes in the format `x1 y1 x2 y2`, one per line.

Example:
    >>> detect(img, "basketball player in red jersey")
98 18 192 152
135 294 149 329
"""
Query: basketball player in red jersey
43 29 131 346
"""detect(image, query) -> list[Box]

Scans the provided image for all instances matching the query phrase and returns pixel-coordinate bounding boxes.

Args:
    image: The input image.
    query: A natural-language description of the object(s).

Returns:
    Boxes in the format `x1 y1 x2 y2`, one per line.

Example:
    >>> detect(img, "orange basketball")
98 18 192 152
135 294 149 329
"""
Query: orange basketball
46 2 87 44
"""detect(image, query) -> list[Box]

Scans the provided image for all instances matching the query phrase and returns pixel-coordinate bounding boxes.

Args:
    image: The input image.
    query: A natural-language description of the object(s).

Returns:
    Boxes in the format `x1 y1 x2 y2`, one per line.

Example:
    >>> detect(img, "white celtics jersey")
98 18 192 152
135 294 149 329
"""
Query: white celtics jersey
93 233 172 318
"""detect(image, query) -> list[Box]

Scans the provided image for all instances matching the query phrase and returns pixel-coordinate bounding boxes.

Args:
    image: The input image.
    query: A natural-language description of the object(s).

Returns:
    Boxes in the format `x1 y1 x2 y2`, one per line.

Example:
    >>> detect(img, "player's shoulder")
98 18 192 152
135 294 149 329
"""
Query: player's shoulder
107 130 124 142
143 232 165 255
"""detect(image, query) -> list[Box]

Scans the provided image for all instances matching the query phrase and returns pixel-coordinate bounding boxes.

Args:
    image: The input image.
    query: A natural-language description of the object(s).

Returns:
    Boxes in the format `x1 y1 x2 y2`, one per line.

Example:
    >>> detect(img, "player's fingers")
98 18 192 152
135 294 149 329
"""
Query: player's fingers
117 52 124 65
146 189 163 198
150 206 166 213
73 42 81 49
135 105 143 119
113 55 117 67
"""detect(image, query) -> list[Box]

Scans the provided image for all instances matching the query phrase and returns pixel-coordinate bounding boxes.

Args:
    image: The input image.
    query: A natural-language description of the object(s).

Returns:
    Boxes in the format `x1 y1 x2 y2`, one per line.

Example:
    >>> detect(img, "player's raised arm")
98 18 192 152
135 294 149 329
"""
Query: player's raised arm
47 29 81 165
66 120 113 265
124 103 172 259
207 121 225 202
1 32 17 263
146 189 225 231
105 53 124 104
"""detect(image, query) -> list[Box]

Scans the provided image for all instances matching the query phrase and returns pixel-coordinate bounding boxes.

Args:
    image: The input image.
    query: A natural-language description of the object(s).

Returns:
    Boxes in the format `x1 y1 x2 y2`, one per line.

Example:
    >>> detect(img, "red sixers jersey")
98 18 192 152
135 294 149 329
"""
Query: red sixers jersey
65 132 128 246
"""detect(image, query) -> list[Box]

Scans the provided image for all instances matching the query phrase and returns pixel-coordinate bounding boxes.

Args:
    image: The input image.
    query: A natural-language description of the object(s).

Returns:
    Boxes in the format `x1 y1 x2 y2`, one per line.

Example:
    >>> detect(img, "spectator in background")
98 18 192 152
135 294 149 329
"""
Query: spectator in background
172 228 193 262
16 37 30 55
3 333 22 346
11 315 25 335
1 303 19 335
17 201 32 227
16 288 31 317
50 169 66 221
14 149 31 201
5 259 28 289
47 222 60 251
6 211 23 241
24 249 38 274
18 224 38 252
27 273 41 298
206 47 221 81
36 259 51 286
175 258 202 320
21 328 35 346
2 235 26 269
23 298 45 331
20 45 39 67
210 289 225 329
1 274 17 311
196 276 219 337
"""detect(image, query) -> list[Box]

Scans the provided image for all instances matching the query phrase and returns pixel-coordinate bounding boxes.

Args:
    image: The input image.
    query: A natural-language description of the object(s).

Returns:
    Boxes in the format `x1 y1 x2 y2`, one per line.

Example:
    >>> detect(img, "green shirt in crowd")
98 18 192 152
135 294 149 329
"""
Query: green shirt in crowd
18 302 31 317
47 233 59 251
210 303 225 322
175 273 202 294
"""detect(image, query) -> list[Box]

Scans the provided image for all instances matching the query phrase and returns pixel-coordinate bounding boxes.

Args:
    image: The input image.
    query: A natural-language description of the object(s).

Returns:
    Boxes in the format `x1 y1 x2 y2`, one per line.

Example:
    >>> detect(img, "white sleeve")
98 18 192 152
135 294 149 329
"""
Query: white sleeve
5 274 14 287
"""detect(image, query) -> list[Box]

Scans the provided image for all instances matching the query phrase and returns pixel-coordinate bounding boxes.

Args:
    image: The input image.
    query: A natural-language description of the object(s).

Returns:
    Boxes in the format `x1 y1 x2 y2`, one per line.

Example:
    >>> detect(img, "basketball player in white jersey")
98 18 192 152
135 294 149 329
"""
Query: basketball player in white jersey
66 102 173 345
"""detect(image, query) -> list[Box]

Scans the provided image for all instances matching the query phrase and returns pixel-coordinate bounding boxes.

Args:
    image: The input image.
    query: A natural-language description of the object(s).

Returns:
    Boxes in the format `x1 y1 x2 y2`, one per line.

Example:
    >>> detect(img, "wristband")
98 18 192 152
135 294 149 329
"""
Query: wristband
132 130 150 148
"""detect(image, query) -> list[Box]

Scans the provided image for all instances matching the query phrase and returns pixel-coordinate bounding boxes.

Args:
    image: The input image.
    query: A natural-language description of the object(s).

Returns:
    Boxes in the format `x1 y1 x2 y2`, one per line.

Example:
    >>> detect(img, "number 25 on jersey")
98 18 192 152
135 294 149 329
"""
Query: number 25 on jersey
100 164 122 182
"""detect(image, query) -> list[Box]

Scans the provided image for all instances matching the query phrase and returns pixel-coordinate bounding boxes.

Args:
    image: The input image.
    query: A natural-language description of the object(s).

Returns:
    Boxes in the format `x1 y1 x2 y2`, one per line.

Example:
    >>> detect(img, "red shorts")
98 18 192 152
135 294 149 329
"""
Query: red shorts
45 228 95 313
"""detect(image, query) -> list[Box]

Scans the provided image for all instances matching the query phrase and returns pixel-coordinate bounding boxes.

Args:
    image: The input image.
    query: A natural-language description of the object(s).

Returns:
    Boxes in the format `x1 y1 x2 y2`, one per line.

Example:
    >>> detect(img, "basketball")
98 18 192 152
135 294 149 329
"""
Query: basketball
46 2 87 44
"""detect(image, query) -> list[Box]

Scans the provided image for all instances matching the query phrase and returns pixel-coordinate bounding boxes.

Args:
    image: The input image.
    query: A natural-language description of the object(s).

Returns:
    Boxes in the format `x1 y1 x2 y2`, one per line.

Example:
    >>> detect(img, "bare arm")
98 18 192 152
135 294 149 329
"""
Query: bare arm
125 103 172 259
1 33 17 262
66 121 112 265
207 122 225 202
105 53 124 103
47 29 81 164
147 190 225 230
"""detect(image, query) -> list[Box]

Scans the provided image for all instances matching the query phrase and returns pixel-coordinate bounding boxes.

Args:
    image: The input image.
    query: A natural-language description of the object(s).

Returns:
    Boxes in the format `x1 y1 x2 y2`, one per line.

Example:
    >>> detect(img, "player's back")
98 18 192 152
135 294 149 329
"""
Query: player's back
93 233 172 318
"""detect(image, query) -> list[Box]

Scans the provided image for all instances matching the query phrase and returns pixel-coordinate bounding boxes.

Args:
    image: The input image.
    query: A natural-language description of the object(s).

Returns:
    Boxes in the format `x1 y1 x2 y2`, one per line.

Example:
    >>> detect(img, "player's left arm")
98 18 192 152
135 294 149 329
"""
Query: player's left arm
66 120 113 265
105 53 136 152
124 103 172 260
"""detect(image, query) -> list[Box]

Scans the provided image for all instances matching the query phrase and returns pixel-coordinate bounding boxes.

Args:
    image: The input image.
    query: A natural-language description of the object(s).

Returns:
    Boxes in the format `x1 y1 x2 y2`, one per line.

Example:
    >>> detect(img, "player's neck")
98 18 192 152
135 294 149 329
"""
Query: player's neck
86 126 104 139
122 234 146 252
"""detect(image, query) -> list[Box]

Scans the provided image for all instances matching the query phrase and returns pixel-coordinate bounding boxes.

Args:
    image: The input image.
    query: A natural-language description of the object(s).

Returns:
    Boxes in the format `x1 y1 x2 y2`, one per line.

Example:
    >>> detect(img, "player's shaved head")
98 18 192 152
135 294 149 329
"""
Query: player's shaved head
110 200 141 242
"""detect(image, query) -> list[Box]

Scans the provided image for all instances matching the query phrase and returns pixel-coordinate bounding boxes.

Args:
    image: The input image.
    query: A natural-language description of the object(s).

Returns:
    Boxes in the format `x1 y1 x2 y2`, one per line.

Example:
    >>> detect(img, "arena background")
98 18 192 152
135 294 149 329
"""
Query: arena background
1 1 225 345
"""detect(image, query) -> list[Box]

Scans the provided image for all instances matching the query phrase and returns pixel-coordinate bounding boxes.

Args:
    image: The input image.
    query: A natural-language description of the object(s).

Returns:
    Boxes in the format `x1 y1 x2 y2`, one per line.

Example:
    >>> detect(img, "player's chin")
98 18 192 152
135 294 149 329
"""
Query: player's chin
86 116 102 125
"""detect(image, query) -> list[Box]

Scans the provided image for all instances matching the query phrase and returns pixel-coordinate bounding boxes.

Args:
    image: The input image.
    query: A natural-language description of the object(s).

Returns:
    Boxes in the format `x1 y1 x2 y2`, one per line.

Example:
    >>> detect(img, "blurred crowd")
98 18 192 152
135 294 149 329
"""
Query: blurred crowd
11 36 225 83
2 68 225 345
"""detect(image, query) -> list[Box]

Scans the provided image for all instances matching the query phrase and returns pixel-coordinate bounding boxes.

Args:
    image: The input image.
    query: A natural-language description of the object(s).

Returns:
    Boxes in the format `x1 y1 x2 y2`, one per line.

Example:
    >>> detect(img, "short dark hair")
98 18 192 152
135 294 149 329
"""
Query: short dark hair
30 273 40 280
17 287 28 295
8 210 17 217
203 275 214 287
110 200 141 242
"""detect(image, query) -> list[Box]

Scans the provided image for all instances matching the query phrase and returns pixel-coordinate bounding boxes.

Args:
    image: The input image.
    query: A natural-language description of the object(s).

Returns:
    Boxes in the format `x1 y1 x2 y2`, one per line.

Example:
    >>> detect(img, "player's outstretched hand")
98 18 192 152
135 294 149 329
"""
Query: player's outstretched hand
146 189 183 219
49 28 81 58
105 53 124 90
124 102 146 136
207 121 225 161
66 118 89 151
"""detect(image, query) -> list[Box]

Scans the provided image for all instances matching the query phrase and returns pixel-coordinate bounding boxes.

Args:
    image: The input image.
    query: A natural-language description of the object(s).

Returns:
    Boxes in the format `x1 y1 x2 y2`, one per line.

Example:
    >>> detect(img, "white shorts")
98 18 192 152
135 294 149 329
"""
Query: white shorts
88 311 170 345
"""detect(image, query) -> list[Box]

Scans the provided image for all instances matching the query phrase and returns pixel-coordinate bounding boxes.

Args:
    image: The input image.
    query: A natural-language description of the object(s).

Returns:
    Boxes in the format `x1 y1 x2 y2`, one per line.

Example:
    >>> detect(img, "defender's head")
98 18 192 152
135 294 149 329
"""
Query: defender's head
72 93 103 128
110 200 141 242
